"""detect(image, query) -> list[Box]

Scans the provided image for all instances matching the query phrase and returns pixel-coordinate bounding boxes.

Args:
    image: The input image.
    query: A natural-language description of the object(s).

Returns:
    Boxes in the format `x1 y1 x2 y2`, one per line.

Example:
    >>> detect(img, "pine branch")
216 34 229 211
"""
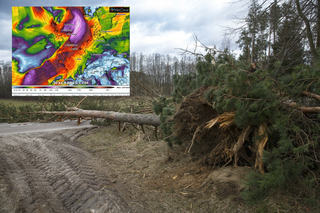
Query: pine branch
75 96 87 108
287 102 320 113
302 91 320 101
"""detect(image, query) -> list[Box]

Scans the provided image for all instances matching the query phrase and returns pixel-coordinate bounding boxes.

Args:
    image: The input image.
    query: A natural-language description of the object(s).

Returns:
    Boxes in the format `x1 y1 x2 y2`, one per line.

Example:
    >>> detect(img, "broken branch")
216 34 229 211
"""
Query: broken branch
301 91 320 101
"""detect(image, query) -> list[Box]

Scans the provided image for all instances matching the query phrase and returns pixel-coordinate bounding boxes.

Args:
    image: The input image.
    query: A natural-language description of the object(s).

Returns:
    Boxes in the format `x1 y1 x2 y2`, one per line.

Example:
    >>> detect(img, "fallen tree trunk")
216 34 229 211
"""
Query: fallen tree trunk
38 110 161 126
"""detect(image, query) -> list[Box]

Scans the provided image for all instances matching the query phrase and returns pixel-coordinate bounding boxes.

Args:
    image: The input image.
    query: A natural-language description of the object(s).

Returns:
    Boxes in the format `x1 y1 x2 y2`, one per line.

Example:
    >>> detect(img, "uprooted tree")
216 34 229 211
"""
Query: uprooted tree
153 39 320 205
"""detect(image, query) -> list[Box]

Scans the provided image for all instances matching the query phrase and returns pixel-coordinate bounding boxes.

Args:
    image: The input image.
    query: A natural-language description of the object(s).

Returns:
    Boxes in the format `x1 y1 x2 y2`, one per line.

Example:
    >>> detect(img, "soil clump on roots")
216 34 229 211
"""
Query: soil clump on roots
171 86 251 169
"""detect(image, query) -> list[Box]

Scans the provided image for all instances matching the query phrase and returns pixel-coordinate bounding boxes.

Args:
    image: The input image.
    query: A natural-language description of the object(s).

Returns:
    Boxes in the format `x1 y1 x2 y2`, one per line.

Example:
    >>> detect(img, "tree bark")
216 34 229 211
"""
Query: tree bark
251 27 255 64
295 0 319 60
287 102 320 113
253 124 268 174
302 91 320 101
317 0 320 48
38 110 161 126
224 125 253 166
251 0 257 64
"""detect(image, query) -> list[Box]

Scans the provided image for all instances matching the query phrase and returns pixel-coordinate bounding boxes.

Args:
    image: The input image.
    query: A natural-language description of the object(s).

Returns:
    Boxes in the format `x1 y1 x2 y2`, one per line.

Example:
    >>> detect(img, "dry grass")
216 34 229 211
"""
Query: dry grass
76 121 302 213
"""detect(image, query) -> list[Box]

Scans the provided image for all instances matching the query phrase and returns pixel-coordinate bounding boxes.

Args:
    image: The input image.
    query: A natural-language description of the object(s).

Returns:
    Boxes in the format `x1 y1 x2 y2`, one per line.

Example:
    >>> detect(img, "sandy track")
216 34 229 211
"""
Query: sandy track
0 128 129 213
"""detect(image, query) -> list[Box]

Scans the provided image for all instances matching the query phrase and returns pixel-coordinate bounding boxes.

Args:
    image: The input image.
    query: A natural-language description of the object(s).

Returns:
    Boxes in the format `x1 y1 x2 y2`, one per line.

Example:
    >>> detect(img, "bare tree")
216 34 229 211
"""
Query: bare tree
295 0 319 61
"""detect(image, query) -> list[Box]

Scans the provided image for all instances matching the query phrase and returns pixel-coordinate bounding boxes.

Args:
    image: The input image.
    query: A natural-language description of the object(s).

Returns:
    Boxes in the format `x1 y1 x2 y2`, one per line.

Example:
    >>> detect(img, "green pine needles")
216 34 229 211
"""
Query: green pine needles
153 50 320 206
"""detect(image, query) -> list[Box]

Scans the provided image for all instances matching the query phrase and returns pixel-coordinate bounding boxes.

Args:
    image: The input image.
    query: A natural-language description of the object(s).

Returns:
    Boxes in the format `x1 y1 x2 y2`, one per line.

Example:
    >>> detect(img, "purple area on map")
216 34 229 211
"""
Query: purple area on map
62 8 87 44
22 61 58 85
109 49 117 55
22 69 36 85
95 78 102 85
32 36 45 44
12 36 27 51
87 54 103 64
27 24 40 28
53 10 62 17
44 7 53 13
105 71 117 85
117 65 126 77
44 7 62 21
18 16 29 30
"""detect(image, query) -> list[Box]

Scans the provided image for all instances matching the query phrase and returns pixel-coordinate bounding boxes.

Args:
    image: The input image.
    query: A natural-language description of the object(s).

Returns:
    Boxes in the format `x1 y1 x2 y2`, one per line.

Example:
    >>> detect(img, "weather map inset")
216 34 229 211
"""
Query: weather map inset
12 6 130 96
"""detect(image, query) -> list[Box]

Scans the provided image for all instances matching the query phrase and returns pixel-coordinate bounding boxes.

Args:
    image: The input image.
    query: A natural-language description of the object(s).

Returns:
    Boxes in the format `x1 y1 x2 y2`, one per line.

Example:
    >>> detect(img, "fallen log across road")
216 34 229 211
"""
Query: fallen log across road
37 110 161 126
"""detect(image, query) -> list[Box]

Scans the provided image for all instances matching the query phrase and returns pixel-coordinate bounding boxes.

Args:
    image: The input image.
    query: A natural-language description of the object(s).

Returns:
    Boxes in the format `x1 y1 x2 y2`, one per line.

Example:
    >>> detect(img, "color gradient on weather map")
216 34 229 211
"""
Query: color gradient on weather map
12 6 130 96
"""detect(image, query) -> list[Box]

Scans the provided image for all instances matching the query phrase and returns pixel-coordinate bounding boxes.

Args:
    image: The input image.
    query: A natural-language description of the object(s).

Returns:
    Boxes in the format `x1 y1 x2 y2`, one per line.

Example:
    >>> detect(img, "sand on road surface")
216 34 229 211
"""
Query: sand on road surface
0 127 129 213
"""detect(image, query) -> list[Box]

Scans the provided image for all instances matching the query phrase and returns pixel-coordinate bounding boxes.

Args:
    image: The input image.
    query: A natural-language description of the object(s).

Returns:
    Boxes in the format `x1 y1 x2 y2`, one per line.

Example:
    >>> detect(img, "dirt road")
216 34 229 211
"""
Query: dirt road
0 122 277 213
0 127 130 213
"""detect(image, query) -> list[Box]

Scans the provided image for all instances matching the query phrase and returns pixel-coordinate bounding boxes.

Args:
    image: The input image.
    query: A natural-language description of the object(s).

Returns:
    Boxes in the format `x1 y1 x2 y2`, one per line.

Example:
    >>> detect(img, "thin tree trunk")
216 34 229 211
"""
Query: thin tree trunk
248 46 251 64
251 0 257 64
287 102 320 113
268 26 271 67
295 0 318 60
317 0 320 48
273 27 275 47
251 32 255 64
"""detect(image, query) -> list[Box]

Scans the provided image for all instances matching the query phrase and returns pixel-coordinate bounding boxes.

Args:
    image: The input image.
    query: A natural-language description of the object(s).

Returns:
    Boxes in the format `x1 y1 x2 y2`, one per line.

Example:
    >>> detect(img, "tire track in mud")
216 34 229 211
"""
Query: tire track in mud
0 129 129 213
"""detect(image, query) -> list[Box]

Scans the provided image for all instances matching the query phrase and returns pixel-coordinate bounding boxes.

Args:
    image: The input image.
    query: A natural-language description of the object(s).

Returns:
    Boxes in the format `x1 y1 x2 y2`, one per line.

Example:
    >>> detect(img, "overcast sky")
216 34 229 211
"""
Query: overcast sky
0 0 246 62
